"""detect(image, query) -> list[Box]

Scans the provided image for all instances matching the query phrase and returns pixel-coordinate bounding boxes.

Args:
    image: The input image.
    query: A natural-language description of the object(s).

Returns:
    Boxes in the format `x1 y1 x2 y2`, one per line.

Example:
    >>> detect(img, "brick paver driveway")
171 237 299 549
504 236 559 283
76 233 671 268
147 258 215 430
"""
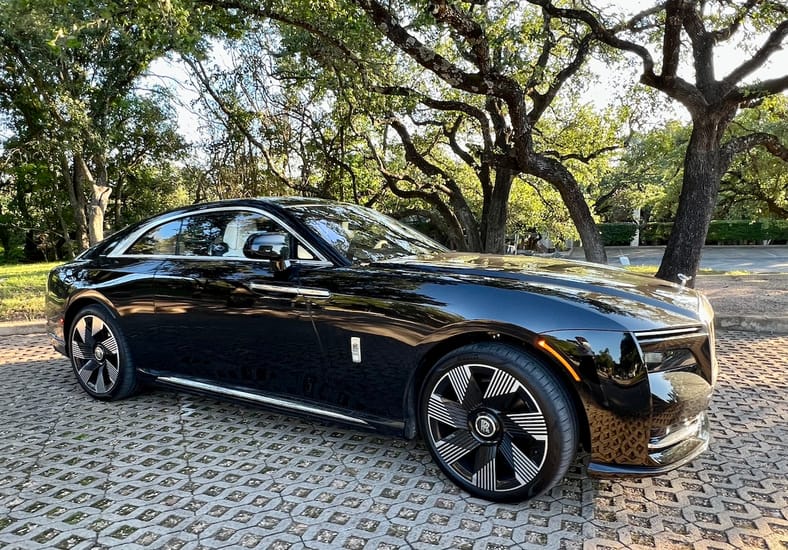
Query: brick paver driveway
1 331 786 549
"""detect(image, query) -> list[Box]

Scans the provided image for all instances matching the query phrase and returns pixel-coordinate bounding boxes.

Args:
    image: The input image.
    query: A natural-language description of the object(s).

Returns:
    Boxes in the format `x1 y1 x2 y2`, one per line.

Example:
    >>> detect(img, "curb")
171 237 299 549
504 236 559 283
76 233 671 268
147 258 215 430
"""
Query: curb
715 316 788 335
0 320 46 336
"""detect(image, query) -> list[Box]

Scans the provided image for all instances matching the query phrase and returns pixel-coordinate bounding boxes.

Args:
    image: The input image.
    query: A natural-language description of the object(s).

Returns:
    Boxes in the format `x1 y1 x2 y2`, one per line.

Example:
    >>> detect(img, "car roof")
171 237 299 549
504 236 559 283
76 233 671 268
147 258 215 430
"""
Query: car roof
182 196 337 210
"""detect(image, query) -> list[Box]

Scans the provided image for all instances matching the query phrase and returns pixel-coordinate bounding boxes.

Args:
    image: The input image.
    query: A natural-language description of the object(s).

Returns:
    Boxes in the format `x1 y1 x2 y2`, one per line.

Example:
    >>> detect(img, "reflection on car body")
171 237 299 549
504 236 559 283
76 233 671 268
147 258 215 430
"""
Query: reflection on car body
47 197 717 501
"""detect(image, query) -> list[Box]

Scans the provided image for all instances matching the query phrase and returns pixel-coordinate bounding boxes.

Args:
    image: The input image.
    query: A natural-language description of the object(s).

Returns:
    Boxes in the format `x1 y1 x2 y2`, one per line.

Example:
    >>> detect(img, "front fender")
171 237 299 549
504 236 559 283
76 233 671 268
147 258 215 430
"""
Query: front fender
541 329 652 467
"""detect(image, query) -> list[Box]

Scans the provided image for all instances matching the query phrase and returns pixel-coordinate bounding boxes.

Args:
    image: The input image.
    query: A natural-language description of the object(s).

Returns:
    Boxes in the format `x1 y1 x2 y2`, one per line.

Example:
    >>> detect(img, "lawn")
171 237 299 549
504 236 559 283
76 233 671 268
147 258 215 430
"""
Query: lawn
0 262 60 322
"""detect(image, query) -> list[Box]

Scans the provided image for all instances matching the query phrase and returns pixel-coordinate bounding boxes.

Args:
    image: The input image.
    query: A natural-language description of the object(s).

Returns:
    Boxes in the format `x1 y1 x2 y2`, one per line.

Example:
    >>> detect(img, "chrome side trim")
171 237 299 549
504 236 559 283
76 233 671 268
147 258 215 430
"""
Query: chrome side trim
158 376 368 425
117 255 333 268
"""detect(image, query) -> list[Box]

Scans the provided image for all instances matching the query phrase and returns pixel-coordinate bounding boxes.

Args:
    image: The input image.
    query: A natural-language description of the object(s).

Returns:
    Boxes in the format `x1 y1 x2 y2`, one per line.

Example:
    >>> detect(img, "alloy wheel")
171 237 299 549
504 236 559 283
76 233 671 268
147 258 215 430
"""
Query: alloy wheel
70 314 121 395
425 363 549 494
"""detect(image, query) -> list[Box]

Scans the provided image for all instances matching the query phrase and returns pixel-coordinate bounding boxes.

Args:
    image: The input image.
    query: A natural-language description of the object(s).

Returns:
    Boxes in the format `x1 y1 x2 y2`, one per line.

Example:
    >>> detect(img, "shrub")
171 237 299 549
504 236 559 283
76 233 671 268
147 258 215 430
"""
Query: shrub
598 223 638 246
636 220 788 245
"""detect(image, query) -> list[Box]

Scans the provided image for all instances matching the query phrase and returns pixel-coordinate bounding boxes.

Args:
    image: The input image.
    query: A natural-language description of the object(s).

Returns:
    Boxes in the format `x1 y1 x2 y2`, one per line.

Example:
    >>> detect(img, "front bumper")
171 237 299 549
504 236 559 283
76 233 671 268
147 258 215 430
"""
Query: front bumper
46 317 67 356
587 411 710 477
542 323 715 476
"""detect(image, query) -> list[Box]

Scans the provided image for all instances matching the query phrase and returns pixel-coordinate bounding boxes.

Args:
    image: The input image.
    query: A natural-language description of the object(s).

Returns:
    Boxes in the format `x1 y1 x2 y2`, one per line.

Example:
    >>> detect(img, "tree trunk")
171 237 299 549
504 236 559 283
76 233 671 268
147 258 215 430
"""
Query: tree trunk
0 205 11 260
61 153 90 251
88 184 112 245
529 155 607 264
656 117 724 285
87 154 111 245
57 205 75 260
446 194 483 252
480 168 515 253
113 177 124 231
435 200 471 251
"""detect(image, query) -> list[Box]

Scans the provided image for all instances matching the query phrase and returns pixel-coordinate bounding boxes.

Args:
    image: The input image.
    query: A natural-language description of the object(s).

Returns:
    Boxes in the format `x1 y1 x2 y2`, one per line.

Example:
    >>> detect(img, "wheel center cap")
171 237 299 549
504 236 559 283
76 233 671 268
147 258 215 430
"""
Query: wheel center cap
94 346 105 361
474 412 499 438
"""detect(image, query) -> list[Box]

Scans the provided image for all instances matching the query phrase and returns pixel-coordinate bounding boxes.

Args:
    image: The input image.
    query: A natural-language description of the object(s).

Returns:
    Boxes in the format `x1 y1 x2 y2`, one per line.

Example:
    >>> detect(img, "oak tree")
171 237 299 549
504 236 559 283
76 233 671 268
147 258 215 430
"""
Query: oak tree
531 0 788 282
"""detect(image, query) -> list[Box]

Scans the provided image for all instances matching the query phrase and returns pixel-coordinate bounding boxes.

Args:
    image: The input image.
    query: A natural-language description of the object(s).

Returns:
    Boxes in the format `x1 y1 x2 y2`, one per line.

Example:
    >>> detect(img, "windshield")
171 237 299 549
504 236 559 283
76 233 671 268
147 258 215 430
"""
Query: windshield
287 203 448 262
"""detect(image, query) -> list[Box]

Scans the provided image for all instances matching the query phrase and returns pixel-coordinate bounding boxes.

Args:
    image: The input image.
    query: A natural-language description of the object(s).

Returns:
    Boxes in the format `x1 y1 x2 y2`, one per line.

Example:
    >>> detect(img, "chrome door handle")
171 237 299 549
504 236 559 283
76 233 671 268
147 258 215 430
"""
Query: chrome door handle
248 283 299 295
298 288 331 299
248 283 330 299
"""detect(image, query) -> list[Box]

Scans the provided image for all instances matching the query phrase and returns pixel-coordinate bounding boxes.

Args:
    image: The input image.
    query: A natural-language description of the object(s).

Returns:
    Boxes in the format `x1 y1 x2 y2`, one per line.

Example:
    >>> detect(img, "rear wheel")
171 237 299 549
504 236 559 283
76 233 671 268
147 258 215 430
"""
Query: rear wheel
419 343 578 502
68 305 138 400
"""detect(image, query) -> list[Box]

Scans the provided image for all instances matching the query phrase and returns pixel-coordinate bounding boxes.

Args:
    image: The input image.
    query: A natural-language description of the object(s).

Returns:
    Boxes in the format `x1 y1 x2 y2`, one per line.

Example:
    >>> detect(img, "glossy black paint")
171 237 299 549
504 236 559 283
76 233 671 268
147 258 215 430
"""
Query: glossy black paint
47 197 716 476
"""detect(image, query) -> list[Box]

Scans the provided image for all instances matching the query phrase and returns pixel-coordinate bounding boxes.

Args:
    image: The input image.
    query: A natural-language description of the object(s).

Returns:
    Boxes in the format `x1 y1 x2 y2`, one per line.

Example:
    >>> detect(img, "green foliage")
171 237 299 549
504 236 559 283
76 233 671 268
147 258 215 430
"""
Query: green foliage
706 220 788 243
506 176 581 246
598 223 638 246
717 95 788 220
641 220 788 245
596 120 690 223
0 0 243 256
601 94 787 227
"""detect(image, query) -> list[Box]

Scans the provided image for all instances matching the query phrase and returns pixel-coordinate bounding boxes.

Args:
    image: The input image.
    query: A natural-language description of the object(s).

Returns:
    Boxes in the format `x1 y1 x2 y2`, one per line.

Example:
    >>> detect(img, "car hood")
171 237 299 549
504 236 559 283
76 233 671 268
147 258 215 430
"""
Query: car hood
374 252 704 330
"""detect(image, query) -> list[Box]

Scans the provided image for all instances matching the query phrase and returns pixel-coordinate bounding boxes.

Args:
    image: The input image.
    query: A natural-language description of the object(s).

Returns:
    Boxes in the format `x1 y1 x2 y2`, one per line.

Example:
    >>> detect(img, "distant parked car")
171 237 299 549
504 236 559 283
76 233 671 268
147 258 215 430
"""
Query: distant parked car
47 198 717 501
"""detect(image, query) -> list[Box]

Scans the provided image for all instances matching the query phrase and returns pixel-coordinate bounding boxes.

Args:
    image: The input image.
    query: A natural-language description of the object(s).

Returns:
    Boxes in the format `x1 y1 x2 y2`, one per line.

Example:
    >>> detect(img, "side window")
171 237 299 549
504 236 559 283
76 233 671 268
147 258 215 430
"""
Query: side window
127 219 181 255
222 212 280 257
179 212 235 256
125 210 319 260
222 212 317 261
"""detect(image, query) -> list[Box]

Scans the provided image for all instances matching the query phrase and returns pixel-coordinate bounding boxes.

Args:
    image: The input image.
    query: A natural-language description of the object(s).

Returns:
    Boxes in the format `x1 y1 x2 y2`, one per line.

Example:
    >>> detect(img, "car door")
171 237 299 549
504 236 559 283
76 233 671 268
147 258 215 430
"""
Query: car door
293 265 451 422
129 208 331 400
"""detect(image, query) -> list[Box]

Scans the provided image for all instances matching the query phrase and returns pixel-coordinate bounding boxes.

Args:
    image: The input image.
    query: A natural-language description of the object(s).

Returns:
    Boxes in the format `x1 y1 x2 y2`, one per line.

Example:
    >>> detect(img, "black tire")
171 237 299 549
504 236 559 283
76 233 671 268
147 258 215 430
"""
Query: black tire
419 342 578 502
68 304 138 400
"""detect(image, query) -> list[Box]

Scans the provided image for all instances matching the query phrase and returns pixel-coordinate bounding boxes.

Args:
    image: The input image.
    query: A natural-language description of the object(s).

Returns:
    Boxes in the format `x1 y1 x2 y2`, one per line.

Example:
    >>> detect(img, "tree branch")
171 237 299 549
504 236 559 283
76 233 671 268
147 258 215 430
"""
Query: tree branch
373 85 493 151
529 33 592 125
527 0 707 109
525 10 555 93
429 0 492 73
353 0 504 95
710 0 762 43
721 131 788 169
388 118 456 196
184 56 291 189
199 0 369 80
661 0 683 79
722 19 788 92
545 144 622 164
444 116 478 170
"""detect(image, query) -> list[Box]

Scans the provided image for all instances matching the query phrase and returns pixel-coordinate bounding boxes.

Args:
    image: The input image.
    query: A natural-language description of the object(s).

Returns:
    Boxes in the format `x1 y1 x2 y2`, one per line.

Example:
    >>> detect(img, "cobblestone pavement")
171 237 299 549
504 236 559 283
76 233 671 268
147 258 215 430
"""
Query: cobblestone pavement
0 331 786 550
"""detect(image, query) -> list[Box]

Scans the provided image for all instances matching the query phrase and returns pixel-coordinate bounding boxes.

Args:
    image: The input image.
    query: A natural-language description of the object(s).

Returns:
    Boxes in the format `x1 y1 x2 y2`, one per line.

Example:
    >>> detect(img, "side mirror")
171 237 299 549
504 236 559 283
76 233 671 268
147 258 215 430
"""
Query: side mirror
243 232 290 270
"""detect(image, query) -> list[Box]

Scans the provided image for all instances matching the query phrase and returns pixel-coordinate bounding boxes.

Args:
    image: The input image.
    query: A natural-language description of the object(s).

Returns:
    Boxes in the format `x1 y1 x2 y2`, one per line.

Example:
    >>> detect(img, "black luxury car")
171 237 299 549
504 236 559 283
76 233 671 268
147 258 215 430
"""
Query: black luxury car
47 197 717 502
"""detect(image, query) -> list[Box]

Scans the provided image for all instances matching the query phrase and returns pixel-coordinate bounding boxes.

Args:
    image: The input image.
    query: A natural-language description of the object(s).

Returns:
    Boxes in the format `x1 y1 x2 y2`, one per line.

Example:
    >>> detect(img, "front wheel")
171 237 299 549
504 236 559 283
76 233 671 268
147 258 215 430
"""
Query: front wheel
419 343 578 502
68 304 138 400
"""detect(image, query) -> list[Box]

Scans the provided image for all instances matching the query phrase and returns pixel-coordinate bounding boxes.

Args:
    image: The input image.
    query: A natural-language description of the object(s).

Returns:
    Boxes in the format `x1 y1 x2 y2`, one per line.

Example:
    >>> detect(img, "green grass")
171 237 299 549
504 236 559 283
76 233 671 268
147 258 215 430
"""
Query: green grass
624 265 752 276
0 262 61 322
623 265 659 275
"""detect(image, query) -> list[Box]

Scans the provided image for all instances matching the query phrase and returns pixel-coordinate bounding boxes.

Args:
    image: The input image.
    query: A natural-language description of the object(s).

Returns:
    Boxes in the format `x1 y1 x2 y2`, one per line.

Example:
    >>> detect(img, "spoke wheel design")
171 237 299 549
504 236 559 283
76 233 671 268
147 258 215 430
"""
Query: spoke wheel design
68 305 137 400
426 363 548 494
420 344 578 502
71 314 121 395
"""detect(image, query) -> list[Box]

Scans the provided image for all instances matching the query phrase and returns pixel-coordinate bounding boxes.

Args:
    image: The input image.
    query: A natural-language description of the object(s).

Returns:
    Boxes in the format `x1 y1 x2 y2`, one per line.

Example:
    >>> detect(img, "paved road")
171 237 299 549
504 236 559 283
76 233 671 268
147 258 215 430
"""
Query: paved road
1 332 786 549
569 246 788 273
